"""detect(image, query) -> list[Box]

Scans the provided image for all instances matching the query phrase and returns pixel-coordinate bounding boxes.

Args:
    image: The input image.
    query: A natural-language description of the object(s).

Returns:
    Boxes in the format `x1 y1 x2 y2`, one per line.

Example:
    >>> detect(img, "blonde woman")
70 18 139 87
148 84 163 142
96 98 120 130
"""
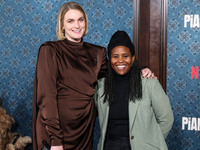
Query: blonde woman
32 2 107 150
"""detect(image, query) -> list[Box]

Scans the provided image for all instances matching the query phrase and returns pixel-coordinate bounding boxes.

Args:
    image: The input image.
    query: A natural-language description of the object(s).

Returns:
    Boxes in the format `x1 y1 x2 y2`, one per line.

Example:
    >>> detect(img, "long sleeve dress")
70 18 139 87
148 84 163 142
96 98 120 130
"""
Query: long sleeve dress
32 38 107 150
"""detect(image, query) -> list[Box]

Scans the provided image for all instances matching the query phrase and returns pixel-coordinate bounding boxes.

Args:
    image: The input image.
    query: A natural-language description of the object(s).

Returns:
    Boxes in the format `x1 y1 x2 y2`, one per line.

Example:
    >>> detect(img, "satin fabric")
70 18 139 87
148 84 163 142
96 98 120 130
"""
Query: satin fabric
32 38 107 150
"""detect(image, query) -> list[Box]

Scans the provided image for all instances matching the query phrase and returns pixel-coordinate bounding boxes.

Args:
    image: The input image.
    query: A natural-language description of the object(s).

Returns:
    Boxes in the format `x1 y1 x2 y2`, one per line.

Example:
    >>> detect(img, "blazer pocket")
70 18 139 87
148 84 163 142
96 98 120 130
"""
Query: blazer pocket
145 133 167 150
145 140 160 150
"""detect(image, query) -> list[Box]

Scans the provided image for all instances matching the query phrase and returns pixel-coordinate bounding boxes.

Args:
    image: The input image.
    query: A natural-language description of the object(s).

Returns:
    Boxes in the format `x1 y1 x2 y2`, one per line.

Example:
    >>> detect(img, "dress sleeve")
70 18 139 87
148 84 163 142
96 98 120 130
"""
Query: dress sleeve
98 47 107 79
36 44 63 146
150 79 174 139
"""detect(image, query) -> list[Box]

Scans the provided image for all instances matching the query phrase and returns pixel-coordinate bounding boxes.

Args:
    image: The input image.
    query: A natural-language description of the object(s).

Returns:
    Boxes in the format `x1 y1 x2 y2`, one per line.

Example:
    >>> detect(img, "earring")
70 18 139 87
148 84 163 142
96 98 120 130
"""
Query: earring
62 29 65 36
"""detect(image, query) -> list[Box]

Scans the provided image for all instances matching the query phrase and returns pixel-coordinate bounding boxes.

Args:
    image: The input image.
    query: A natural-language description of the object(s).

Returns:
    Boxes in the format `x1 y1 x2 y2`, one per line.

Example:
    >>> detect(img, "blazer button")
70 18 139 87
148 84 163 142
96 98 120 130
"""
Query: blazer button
131 136 134 140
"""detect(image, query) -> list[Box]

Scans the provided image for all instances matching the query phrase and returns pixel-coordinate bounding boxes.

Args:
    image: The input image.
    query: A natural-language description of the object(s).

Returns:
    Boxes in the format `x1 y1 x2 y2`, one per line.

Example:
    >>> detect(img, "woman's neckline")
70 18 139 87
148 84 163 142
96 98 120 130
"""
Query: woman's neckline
113 70 130 81
63 38 84 47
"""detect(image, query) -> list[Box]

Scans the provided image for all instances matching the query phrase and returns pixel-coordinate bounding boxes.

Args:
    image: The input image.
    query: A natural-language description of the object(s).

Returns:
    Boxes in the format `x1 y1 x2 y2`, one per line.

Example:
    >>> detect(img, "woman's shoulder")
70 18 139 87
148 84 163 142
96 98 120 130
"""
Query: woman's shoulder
142 77 158 83
38 41 62 57
141 77 160 89
40 40 63 51
41 40 61 48
84 42 106 50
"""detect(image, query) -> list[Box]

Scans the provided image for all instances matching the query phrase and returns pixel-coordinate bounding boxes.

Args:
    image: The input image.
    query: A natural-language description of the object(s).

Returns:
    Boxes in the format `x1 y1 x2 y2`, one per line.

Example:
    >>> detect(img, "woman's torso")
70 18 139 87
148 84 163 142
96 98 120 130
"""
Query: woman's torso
34 39 107 150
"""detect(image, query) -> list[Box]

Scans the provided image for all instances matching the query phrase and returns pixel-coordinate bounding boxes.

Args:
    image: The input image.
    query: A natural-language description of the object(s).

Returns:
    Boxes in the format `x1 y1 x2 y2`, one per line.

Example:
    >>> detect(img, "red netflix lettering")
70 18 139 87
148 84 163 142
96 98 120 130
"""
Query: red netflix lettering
191 66 199 79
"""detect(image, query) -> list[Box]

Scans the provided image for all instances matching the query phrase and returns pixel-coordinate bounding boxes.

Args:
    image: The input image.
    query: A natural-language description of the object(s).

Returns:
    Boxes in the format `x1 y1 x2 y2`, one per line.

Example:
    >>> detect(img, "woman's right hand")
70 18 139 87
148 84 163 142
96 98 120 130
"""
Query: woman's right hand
50 146 64 150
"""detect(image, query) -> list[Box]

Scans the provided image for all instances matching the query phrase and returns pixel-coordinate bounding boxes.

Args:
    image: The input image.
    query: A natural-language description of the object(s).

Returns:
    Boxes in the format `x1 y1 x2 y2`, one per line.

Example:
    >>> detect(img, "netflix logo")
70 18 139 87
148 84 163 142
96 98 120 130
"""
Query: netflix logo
191 66 199 79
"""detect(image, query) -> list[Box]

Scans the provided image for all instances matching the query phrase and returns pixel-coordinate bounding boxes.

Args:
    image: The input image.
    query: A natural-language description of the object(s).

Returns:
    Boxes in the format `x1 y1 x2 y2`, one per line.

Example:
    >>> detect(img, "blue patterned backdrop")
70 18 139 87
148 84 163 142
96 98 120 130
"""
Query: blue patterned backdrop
167 0 200 149
0 0 133 149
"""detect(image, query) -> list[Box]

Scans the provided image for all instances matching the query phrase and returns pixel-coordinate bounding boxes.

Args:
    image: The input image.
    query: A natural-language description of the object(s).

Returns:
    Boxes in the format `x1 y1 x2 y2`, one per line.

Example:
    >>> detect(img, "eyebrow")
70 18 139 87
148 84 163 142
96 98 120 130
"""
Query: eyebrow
112 53 129 55
67 16 84 21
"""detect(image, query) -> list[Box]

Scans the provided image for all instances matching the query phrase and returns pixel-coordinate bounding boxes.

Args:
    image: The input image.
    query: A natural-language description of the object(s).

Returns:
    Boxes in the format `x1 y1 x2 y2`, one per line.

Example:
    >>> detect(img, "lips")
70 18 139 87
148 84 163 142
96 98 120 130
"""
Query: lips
72 29 82 33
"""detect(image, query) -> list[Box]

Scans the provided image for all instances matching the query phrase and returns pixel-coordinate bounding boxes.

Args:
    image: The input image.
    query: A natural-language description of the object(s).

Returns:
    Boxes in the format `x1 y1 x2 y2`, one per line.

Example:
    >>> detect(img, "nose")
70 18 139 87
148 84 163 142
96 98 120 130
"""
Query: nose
74 21 80 28
118 56 123 62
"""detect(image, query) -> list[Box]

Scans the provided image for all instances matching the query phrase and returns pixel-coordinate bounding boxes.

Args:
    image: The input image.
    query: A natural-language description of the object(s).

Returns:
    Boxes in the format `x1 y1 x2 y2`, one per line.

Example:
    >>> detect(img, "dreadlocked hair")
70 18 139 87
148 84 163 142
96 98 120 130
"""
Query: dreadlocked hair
104 59 142 104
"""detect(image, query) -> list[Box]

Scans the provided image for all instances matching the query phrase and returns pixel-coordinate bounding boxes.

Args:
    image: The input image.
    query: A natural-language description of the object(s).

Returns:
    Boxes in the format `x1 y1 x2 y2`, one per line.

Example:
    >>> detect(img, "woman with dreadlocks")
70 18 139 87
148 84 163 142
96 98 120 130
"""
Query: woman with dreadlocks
95 31 174 150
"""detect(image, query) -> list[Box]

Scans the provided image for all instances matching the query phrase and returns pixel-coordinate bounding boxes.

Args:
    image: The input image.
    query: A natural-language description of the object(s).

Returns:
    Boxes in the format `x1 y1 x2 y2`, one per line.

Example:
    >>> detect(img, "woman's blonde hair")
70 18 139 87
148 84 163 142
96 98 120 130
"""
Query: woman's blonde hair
56 2 88 40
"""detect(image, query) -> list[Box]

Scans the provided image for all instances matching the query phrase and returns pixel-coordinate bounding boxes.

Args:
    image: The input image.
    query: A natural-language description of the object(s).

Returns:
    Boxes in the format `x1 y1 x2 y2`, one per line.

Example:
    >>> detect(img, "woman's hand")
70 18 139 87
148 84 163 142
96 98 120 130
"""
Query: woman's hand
141 68 157 79
50 146 64 150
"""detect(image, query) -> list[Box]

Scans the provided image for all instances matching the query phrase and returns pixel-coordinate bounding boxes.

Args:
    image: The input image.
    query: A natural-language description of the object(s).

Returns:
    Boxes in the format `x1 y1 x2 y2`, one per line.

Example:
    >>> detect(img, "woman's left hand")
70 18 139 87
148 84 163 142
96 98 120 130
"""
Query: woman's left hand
141 68 157 79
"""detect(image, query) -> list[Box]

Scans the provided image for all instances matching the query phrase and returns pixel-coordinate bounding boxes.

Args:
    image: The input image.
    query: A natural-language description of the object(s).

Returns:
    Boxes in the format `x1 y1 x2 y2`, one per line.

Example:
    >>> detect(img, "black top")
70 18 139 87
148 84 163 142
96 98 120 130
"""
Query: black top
107 71 130 137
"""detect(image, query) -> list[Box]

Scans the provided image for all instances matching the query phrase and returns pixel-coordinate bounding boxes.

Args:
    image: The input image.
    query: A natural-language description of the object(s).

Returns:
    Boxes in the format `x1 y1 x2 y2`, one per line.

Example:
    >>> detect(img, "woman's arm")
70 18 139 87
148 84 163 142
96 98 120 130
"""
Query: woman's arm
36 44 63 146
150 79 174 138
98 48 108 79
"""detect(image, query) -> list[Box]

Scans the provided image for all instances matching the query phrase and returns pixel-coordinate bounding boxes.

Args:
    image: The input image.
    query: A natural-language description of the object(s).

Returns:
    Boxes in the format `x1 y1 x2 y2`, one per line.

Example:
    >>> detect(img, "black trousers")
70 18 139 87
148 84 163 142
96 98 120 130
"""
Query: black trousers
104 135 131 150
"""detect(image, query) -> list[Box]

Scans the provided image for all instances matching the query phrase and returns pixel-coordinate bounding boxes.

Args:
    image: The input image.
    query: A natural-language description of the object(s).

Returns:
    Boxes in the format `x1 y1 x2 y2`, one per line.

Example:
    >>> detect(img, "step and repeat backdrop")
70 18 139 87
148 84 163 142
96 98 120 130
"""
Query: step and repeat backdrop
0 0 199 149
166 0 200 149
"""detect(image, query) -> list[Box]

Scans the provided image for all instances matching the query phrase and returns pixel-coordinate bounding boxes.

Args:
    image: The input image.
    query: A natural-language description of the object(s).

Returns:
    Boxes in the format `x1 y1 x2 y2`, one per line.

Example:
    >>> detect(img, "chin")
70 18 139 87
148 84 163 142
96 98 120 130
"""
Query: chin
73 33 84 38
71 37 81 42
74 36 83 40
117 72 125 75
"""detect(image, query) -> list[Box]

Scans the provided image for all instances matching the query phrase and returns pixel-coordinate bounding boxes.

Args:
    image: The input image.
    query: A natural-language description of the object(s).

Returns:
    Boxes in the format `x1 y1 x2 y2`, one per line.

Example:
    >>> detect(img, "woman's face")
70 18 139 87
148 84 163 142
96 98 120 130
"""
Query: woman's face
62 9 86 42
110 46 135 75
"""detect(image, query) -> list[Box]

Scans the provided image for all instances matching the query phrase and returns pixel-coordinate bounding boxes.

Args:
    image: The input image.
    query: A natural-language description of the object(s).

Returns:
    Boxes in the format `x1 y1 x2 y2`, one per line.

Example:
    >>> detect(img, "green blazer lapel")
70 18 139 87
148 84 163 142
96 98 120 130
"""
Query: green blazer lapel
129 100 140 131
101 97 109 118
104 100 110 130
96 78 109 118
129 77 147 131
98 94 109 141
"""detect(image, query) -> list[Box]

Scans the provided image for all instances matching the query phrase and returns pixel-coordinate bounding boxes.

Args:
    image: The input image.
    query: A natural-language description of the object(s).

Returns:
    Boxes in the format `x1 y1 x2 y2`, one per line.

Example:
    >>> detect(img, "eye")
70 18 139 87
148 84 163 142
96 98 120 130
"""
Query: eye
112 55 118 58
67 20 73 23
79 18 84 22
123 54 129 58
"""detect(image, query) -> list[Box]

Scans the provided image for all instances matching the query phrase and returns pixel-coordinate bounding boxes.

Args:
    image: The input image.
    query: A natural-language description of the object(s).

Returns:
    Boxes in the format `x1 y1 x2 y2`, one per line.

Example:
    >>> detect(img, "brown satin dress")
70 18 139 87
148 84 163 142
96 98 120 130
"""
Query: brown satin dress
32 38 107 150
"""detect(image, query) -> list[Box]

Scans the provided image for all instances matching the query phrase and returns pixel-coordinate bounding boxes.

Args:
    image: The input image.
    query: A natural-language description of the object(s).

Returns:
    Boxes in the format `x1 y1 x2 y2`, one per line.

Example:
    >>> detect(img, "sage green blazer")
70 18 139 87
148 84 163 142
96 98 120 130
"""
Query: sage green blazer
95 77 174 150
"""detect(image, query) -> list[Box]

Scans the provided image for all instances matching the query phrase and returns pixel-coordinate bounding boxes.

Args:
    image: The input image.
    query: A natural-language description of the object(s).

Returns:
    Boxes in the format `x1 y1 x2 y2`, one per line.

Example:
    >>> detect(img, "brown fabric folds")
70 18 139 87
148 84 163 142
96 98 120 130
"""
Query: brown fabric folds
32 38 107 150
